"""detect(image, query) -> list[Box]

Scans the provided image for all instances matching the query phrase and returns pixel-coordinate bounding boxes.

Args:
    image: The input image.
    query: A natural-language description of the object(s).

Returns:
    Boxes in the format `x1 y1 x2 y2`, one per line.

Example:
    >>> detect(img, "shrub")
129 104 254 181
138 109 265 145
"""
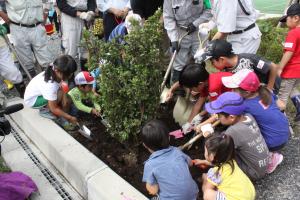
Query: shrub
256 18 288 63
82 10 164 143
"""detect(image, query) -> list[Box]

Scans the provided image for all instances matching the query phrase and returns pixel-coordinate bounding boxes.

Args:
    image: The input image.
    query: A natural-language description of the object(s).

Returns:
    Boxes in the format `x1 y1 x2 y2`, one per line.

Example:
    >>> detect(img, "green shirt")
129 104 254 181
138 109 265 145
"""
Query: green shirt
68 87 101 114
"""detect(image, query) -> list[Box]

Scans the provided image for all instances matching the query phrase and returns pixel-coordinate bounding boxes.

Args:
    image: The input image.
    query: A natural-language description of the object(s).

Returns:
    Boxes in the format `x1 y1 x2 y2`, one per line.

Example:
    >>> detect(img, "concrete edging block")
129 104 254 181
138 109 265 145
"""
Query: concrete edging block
7 98 147 200
87 167 147 200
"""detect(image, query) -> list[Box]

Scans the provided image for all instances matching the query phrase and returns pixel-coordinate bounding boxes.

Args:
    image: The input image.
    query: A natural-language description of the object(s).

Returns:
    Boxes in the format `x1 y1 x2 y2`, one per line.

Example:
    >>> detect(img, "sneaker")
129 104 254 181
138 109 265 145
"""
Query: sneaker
267 152 283 174
39 107 57 120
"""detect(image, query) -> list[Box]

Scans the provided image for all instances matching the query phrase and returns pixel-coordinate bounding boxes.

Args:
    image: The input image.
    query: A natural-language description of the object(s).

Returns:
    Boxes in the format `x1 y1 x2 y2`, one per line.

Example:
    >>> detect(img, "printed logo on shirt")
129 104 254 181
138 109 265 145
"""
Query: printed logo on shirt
257 60 265 69
259 100 269 109
233 58 253 73
284 42 293 48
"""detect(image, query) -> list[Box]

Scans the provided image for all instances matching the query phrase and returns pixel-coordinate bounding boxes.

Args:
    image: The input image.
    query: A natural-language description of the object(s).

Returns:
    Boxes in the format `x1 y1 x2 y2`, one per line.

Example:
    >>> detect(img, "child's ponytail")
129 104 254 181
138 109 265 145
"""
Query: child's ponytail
44 64 55 82
44 55 77 82
258 85 272 106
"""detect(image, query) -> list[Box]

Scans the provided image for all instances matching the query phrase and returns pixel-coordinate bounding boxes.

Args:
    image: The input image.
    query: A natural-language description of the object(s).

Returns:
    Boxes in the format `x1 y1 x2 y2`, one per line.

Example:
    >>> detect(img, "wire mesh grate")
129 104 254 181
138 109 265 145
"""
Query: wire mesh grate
10 127 73 200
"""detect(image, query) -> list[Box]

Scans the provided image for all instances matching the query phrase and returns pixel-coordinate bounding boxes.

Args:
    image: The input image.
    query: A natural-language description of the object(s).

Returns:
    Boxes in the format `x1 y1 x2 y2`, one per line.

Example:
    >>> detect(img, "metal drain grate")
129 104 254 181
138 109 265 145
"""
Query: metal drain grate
10 127 73 200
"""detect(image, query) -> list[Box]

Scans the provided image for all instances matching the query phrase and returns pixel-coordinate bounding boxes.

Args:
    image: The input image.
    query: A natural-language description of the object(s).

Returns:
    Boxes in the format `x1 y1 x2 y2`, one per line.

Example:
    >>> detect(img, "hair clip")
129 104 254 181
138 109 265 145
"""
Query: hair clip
49 63 55 70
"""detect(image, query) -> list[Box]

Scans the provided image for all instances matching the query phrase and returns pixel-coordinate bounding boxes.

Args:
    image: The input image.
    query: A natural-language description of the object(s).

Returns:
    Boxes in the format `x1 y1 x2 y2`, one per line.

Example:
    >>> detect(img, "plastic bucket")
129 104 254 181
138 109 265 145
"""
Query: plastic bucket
45 24 55 35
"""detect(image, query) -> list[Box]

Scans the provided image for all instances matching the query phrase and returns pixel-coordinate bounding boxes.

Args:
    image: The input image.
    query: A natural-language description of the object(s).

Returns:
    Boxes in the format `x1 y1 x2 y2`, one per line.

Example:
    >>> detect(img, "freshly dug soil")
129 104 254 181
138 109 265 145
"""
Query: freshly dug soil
68 103 209 198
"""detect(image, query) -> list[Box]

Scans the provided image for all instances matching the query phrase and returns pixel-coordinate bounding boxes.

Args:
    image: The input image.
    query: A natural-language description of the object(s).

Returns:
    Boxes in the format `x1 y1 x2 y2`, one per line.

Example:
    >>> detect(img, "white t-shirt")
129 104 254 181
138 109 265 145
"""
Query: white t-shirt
24 71 60 107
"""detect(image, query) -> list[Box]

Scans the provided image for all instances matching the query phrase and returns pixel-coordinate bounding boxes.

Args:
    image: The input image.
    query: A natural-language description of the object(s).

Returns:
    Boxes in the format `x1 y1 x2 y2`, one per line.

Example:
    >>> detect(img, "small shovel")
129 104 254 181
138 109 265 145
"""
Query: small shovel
76 122 93 141
99 114 111 129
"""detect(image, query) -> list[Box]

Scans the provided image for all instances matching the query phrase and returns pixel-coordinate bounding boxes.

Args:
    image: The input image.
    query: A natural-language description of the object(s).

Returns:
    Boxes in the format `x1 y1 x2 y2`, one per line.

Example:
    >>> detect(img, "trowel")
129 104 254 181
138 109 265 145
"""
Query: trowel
76 122 93 141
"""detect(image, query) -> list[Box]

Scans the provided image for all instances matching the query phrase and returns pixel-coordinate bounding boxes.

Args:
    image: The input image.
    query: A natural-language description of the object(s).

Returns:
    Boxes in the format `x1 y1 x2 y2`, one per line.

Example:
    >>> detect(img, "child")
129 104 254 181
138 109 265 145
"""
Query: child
201 39 278 93
200 92 269 180
68 71 101 117
142 120 198 200
90 67 101 96
277 3 300 122
108 12 142 44
222 69 289 173
24 55 77 130
195 134 255 200
167 62 231 134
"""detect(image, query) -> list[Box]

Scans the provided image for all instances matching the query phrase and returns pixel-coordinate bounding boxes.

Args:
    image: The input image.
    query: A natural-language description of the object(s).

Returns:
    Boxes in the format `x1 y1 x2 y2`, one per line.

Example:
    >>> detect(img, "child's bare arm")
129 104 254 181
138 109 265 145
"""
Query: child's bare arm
193 159 212 166
188 96 206 122
195 114 218 133
212 32 228 40
267 62 278 91
48 100 77 123
166 81 180 101
146 183 159 195
202 174 217 199
278 51 294 74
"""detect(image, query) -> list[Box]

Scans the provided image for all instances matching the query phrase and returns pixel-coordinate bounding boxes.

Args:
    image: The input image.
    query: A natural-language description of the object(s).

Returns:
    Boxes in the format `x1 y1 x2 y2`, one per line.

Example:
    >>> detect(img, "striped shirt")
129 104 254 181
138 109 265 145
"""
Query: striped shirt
108 22 128 44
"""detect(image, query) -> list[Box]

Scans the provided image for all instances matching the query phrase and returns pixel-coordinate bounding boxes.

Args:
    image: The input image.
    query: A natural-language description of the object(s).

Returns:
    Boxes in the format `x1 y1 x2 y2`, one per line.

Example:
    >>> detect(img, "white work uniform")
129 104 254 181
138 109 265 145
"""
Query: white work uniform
6 0 52 71
60 0 88 58
213 0 261 54
0 38 23 84
96 0 130 12
163 0 212 72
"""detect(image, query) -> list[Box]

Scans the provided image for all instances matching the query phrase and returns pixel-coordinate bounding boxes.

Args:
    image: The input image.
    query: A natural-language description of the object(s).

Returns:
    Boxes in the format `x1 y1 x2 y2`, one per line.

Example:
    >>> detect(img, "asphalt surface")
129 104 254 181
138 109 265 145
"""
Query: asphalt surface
255 135 300 200
255 104 300 200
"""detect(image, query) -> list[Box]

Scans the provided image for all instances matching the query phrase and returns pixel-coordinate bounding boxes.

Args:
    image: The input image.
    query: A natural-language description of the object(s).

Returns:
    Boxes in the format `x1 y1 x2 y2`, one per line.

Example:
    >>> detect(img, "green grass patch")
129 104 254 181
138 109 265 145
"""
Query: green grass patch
254 0 287 14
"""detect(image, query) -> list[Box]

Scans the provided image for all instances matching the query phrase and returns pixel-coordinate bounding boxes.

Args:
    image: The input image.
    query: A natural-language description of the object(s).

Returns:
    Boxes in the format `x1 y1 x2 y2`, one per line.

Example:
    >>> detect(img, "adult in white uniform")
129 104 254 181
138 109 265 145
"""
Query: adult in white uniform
96 0 130 41
4 0 53 77
57 0 96 58
201 0 261 54
163 0 212 83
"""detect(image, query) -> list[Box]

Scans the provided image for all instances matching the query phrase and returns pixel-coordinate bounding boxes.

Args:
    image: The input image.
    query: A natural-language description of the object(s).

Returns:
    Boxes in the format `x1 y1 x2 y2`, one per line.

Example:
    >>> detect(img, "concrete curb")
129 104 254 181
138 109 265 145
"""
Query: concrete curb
7 98 147 200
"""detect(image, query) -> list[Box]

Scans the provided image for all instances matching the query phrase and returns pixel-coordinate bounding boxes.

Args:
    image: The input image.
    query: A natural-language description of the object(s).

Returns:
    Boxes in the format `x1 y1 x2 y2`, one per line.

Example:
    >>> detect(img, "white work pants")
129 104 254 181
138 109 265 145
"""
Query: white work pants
61 13 84 58
0 45 23 84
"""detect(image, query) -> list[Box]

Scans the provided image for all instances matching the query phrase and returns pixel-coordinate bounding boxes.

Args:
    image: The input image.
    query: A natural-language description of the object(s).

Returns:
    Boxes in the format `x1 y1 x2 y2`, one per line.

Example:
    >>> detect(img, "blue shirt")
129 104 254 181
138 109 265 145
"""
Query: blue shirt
108 23 128 44
143 146 198 200
244 94 289 148
90 68 101 90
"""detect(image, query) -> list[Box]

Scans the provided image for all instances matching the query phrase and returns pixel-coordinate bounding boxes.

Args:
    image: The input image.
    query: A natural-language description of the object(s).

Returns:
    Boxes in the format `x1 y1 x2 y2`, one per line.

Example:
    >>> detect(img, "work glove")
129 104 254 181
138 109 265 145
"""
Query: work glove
200 123 214 137
186 23 197 34
87 11 95 20
194 47 205 63
182 122 193 135
0 25 7 36
198 21 216 36
79 12 94 21
171 41 179 53
191 114 203 126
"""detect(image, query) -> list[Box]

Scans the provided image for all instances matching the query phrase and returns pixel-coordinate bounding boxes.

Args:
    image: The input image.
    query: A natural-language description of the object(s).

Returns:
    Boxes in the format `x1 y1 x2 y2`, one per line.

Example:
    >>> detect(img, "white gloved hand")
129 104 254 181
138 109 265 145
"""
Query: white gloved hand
198 21 216 36
182 122 192 135
87 11 95 19
79 12 94 21
194 48 205 63
198 24 210 37
200 123 214 137
191 114 203 126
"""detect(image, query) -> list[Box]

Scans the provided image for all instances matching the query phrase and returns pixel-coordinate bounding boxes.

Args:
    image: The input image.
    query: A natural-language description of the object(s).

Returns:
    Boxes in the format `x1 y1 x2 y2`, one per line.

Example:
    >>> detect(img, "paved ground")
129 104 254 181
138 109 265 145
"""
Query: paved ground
255 135 300 199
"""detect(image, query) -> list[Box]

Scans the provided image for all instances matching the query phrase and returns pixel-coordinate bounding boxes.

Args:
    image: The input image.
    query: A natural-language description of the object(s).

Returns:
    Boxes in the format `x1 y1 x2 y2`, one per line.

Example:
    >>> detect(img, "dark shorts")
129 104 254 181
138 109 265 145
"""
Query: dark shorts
269 142 286 152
